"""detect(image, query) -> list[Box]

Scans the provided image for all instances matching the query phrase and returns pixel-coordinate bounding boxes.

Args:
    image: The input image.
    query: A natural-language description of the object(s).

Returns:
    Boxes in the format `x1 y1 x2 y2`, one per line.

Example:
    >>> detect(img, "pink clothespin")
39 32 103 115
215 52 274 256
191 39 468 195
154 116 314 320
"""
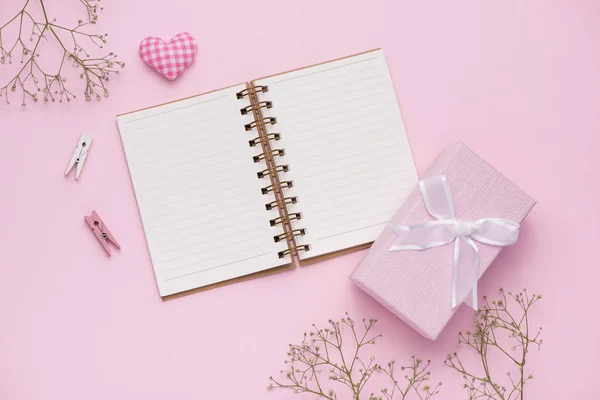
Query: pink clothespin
85 210 120 256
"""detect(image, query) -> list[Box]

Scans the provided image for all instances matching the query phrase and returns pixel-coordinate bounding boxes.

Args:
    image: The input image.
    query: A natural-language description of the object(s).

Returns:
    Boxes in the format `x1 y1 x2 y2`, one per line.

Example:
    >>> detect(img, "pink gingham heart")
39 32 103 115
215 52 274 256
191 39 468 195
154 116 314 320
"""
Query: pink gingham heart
139 33 197 80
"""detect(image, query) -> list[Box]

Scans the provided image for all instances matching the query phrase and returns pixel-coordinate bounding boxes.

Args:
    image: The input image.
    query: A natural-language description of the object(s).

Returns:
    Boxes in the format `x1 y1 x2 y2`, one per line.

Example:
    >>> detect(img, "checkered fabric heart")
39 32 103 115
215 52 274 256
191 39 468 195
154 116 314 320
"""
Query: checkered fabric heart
139 33 197 80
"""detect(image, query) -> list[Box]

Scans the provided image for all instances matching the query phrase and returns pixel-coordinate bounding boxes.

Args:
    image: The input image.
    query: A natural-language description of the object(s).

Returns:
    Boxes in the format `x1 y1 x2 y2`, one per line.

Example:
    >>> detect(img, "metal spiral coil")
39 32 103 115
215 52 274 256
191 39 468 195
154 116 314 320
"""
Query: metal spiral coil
245 117 277 132
240 101 272 115
278 244 311 259
257 164 289 179
265 196 298 211
262 180 293 195
249 133 280 147
236 85 268 99
270 212 302 227
274 229 307 243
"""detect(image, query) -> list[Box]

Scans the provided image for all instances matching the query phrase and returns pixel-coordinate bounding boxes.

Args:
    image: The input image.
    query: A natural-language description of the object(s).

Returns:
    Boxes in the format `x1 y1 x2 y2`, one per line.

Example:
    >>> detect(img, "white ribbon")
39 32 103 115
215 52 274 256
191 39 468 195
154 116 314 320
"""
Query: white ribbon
388 175 520 310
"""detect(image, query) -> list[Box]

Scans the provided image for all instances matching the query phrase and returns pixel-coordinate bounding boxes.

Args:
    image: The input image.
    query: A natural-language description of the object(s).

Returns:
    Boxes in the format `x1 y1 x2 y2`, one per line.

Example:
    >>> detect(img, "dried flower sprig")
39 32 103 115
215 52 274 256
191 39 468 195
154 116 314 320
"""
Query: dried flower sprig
269 313 441 400
445 289 543 400
0 0 124 106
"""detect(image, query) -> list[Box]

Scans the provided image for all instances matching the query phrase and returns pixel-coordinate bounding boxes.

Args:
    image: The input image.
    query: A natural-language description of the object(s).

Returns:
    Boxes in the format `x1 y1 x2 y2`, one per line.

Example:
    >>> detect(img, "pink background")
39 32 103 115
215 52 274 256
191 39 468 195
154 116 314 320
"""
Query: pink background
1 1 599 399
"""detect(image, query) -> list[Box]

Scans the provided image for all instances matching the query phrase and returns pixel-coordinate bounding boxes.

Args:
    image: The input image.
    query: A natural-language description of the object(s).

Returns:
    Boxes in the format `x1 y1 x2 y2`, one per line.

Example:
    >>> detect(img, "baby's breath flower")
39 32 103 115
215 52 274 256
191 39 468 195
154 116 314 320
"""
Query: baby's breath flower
268 314 441 399
446 288 543 400
0 0 123 106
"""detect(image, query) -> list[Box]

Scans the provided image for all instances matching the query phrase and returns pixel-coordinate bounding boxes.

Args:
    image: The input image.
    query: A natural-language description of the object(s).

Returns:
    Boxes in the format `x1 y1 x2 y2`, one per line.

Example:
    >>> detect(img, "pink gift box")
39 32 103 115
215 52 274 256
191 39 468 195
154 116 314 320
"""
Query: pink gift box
350 142 536 340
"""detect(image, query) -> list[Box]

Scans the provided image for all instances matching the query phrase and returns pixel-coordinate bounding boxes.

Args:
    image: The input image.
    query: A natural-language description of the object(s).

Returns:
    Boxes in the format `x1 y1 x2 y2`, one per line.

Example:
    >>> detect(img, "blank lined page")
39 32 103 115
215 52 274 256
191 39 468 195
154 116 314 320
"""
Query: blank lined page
117 85 284 296
253 50 418 260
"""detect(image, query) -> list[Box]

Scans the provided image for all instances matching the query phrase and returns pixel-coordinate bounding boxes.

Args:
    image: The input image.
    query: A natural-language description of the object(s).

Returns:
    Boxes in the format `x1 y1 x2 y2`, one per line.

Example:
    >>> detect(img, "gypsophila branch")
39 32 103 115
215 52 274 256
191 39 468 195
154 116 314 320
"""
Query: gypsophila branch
0 0 124 105
444 289 543 400
268 313 442 400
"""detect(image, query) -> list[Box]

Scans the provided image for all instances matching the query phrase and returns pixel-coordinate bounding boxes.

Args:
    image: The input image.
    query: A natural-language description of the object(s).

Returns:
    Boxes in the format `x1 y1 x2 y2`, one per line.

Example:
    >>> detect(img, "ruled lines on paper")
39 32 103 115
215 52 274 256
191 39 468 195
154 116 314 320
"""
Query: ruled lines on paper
117 85 284 295
254 50 418 259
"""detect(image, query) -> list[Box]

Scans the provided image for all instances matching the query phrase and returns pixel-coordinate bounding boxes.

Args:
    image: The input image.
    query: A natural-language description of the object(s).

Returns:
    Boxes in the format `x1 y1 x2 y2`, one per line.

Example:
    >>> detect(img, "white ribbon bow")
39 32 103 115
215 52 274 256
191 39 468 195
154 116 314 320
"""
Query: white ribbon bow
388 175 520 310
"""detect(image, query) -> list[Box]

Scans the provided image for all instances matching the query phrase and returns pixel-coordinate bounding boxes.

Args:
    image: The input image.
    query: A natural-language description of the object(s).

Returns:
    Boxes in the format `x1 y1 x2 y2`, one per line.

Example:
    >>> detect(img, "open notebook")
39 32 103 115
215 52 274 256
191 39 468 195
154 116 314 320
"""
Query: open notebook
117 49 418 297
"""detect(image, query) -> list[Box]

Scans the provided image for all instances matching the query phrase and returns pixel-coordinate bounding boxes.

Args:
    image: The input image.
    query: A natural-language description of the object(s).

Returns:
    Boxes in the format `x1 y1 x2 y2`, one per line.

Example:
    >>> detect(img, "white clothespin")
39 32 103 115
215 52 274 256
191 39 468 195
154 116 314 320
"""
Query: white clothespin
65 133 93 180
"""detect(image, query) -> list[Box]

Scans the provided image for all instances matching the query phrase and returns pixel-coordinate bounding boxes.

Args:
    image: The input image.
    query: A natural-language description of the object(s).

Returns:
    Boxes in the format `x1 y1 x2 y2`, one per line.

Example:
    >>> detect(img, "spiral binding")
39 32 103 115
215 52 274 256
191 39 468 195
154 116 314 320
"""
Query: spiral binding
274 229 307 243
262 180 293 195
237 83 310 259
240 101 272 115
270 213 303 227
245 117 277 132
253 149 285 163
249 133 280 147
278 245 311 259
265 196 297 211
257 164 289 179
236 85 268 99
